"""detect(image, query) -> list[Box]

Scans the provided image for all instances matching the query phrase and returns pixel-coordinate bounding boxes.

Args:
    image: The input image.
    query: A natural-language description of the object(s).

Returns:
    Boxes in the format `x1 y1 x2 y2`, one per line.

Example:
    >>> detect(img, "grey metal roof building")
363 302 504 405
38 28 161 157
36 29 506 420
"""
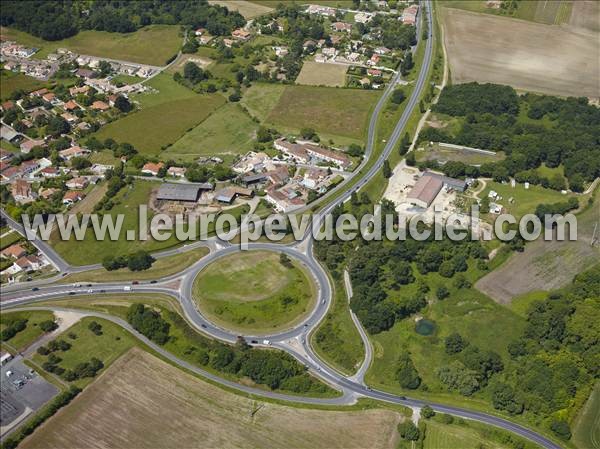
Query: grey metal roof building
156 183 212 202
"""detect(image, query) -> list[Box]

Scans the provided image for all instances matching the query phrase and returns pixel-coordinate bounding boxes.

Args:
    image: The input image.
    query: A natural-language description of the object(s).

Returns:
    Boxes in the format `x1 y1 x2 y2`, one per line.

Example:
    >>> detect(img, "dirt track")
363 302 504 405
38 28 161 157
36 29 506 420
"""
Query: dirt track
442 8 599 100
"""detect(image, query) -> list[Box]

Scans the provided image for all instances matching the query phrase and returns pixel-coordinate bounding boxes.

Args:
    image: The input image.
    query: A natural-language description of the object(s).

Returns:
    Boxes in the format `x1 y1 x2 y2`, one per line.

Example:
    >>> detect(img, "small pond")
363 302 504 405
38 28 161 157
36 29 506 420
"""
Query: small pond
415 319 436 336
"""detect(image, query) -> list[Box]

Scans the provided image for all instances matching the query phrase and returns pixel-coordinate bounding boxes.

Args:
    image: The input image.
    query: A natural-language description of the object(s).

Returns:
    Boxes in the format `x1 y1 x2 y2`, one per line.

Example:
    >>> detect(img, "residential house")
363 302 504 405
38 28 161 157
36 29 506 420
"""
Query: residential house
332 22 352 33
368 68 382 77
374 46 391 55
91 100 110 111
42 92 56 103
61 112 79 124
40 166 60 178
62 190 85 205
65 177 88 190
401 4 419 25
232 29 251 41
59 146 89 160
39 187 60 200
167 166 186 178
141 162 164 176
367 54 380 66
30 88 49 97
12 255 46 273
1 100 15 111
223 38 235 48
69 85 90 96
76 68 96 79
12 179 36 203
306 4 336 17
354 12 373 23
1 244 27 260
195 28 206 36
20 139 45 154
63 100 79 111
90 163 113 175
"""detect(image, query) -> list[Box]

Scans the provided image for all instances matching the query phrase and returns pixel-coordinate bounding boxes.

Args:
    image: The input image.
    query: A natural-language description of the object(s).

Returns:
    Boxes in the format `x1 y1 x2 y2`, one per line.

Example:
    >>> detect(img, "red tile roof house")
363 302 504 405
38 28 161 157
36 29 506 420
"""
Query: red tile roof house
42 92 56 103
65 176 88 190
12 179 36 203
1 166 22 181
368 68 382 77
91 100 110 111
1 100 15 112
12 255 45 273
167 166 187 178
232 28 251 41
62 190 85 205
141 162 165 176
20 139 45 154
59 146 90 161
63 100 79 111
331 22 352 33
1 244 27 260
40 166 60 178
30 88 49 97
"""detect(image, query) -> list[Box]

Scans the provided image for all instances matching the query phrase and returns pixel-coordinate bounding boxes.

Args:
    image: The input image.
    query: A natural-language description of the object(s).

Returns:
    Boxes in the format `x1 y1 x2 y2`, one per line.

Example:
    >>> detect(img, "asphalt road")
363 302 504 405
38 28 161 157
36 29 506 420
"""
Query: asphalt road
0 3 565 448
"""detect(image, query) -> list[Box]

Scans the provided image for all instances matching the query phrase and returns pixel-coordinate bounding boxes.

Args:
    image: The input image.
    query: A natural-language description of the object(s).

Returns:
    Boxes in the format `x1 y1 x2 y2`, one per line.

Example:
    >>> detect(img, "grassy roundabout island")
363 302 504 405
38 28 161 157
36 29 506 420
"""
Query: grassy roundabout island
192 251 316 334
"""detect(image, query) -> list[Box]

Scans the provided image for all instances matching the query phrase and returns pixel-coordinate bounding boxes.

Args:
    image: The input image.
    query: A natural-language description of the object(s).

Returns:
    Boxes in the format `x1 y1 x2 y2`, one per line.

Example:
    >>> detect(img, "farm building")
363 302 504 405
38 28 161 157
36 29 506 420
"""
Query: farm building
156 183 213 203
406 172 466 208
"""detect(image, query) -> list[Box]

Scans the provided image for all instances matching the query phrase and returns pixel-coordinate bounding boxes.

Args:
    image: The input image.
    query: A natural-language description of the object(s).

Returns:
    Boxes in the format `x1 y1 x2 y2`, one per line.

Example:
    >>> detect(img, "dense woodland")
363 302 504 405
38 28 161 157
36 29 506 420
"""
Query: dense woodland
1 0 245 40
419 82 600 189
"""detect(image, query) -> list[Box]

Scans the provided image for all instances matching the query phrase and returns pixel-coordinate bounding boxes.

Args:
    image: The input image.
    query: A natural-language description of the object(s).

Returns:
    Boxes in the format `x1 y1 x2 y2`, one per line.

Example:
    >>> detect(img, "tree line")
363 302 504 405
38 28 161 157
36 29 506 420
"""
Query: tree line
1 0 245 41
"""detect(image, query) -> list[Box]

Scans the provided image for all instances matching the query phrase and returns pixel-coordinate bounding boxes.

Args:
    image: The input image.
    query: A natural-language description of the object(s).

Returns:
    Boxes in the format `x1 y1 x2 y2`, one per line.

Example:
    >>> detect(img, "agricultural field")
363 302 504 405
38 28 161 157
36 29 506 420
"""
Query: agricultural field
568 0 600 32
0 310 55 353
266 85 380 141
295 61 348 87
192 251 316 334
414 143 505 166
573 384 600 449
251 0 355 6
476 191 599 304
441 8 599 100
32 317 137 388
0 25 181 66
95 91 225 155
163 103 258 163
442 0 573 25
20 348 402 449
59 247 209 284
0 70 45 100
209 0 273 18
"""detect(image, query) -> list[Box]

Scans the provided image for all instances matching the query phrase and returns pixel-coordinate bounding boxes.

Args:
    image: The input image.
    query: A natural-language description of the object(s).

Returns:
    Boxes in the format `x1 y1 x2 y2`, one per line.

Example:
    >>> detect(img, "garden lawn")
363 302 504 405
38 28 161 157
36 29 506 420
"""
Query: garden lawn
94 93 225 155
192 251 316 334
0 310 55 353
0 25 181 66
163 103 257 163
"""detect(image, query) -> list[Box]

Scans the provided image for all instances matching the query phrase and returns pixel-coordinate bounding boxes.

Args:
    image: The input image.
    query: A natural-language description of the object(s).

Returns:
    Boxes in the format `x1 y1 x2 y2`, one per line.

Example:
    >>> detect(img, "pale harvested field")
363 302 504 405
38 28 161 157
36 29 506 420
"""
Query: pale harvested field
476 192 600 304
296 61 348 87
209 0 273 18
569 0 600 32
68 183 108 215
21 348 402 449
442 8 600 100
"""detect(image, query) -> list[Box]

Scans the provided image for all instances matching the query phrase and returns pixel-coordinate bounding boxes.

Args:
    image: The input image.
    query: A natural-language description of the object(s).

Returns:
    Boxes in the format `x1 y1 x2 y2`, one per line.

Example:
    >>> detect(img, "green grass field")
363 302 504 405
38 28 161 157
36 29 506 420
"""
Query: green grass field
1 25 181 66
312 278 364 375
482 181 574 220
51 181 179 265
442 0 572 24
573 384 600 449
250 0 354 6
192 251 316 334
0 70 45 100
423 419 511 449
240 82 287 122
59 247 209 284
365 262 527 409
0 310 55 353
95 91 225 155
111 74 144 85
32 317 137 388
266 85 380 141
163 103 258 163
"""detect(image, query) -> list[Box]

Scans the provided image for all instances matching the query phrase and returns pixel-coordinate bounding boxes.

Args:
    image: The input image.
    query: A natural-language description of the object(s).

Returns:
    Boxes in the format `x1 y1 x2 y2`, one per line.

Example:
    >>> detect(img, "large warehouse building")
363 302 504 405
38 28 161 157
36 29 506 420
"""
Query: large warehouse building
406 172 466 208
156 183 213 202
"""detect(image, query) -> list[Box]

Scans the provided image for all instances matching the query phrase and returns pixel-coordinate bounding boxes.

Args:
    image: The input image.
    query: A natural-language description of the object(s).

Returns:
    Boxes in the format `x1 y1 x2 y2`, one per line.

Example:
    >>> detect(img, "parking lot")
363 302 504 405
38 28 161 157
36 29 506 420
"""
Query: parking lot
1 356 59 437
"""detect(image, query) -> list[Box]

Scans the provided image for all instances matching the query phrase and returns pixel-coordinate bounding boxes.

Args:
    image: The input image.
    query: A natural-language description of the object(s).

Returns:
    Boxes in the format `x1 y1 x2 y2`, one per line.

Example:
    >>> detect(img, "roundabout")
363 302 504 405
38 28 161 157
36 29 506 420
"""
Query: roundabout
191 250 317 335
